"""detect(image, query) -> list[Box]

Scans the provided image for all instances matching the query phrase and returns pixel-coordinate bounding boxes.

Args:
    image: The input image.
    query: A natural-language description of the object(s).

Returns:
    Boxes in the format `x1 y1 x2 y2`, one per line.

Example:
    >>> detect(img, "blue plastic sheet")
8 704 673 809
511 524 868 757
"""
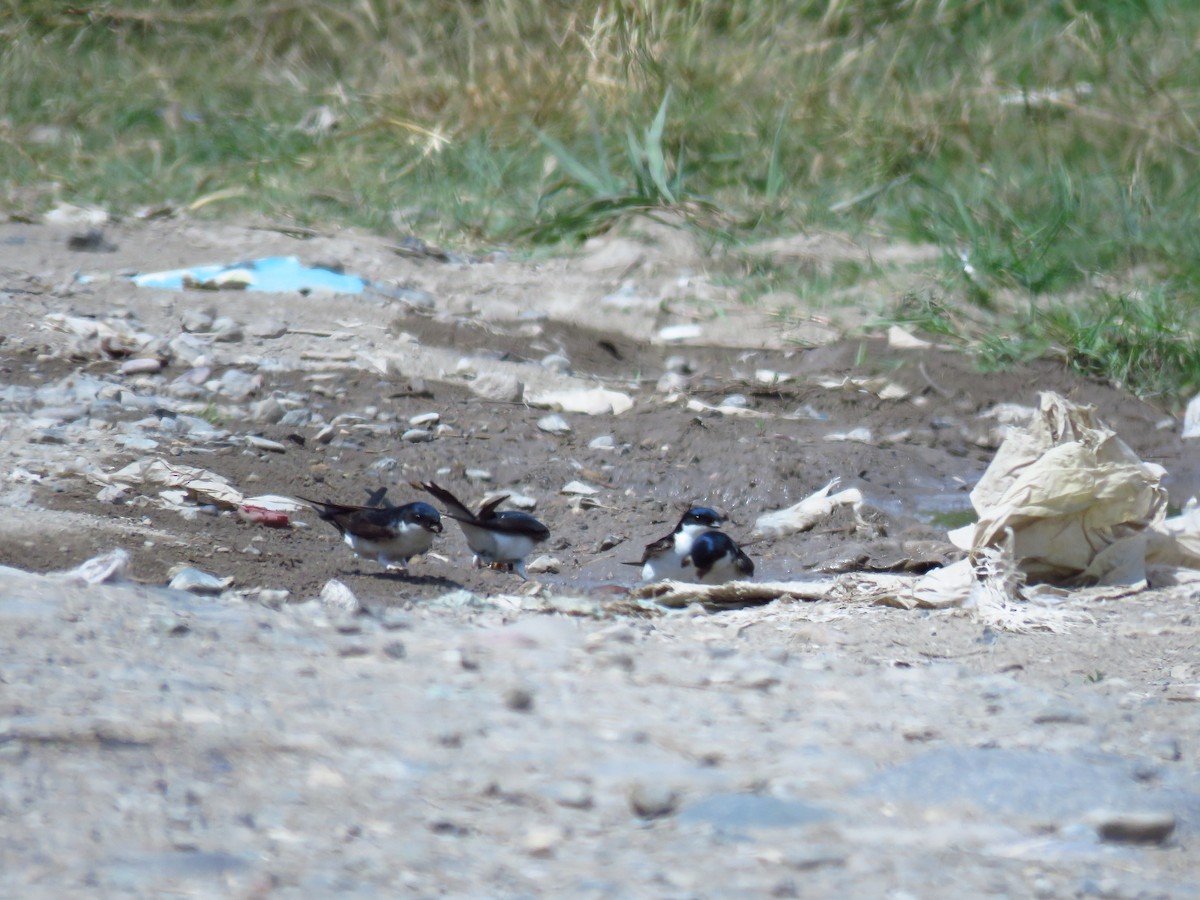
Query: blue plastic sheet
129 256 365 294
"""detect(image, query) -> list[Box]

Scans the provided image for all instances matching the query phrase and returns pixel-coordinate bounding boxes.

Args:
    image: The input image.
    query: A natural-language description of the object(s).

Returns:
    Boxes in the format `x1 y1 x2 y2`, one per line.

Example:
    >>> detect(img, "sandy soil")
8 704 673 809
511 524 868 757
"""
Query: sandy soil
1 217 1198 897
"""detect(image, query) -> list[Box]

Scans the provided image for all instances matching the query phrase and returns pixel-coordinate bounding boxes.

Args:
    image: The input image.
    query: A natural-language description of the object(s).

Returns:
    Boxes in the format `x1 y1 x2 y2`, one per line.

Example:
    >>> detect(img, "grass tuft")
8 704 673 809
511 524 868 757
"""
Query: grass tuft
4 1 1200 403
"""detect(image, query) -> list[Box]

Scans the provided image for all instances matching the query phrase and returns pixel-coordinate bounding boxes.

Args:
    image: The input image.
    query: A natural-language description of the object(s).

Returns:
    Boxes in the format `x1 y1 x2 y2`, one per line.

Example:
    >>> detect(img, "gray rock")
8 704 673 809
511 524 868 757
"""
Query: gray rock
181 309 214 332
504 686 535 712
320 579 361 614
629 782 679 819
119 357 163 376
540 353 571 374
525 555 560 575
656 372 689 394
1087 809 1176 843
247 318 288 339
402 428 433 443
537 414 571 435
469 371 523 403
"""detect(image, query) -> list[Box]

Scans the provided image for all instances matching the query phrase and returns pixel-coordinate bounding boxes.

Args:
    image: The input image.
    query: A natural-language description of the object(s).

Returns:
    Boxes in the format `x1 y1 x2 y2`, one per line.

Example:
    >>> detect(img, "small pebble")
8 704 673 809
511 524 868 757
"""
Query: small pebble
504 686 535 712
629 782 679 819
119 357 162 376
181 309 214 332
537 413 571 434
320 579 361 613
561 480 598 495
550 781 594 810
245 435 288 453
656 372 688 394
588 435 615 450
525 555 560 575
381 641 407 660
409 412 440 426
402 428 433 443
1088 810 1176 844
540 353 571 374
247 318 288 339
523 824 565 857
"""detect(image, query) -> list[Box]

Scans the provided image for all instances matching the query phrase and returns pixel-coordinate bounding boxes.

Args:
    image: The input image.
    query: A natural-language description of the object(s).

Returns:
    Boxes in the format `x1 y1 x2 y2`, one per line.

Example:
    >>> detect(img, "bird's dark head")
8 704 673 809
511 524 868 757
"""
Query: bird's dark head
409 501 443 532
679 506 723 530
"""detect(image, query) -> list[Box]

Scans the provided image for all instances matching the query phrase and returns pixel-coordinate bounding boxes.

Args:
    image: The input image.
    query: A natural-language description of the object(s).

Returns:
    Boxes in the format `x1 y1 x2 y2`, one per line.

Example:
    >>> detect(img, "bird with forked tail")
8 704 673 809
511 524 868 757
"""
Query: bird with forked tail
414 481 550 580
297 493 442 573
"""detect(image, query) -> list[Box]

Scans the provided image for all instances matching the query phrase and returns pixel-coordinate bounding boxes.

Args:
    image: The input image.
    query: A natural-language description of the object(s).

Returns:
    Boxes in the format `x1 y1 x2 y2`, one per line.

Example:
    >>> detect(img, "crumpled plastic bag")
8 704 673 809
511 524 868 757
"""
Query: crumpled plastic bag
951 391 1168 586
91 457 244 509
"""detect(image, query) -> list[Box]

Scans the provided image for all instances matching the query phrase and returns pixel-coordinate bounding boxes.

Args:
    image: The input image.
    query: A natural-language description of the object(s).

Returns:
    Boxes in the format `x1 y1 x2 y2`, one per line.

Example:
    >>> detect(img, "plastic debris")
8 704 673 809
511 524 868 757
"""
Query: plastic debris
752 479 864 540
955 391 1167 586
87 256 367 294
56 549 130 585
168 565 233 594
526 387 634 416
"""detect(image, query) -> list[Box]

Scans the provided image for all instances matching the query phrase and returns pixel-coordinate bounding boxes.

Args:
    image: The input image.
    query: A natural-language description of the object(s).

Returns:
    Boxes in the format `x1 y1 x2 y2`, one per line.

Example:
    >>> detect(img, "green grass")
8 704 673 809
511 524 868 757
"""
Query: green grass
4 1 1200 406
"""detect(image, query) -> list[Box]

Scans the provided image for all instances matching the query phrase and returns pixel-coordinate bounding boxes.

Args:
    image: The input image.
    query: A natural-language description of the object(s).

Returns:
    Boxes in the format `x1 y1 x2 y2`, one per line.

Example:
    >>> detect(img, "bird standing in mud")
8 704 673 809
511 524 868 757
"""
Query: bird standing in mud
297 494 443 573
415 481 550 580
625 506 726 582
683 530 755 584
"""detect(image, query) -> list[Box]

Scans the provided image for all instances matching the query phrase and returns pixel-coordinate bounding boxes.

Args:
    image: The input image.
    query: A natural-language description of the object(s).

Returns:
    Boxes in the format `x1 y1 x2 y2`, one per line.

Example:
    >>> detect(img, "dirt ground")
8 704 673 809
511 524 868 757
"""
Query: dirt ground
2 217 1199 897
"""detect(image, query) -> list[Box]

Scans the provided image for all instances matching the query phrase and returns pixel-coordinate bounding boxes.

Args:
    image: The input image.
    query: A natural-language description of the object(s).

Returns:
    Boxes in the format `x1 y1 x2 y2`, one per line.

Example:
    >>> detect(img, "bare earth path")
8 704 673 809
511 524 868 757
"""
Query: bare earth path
1 218 1198 897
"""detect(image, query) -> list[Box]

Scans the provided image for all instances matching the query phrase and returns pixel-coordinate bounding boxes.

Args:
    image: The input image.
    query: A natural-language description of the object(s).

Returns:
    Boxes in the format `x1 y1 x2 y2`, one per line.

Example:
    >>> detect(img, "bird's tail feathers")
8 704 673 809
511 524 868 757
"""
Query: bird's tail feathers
412 481 476 522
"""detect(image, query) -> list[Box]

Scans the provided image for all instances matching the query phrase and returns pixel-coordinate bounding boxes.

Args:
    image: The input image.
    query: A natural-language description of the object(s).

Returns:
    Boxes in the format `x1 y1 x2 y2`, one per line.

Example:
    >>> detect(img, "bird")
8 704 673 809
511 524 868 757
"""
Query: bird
414 481 550 580
684 530 755 584
624 506 726 582
297 493 443 573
